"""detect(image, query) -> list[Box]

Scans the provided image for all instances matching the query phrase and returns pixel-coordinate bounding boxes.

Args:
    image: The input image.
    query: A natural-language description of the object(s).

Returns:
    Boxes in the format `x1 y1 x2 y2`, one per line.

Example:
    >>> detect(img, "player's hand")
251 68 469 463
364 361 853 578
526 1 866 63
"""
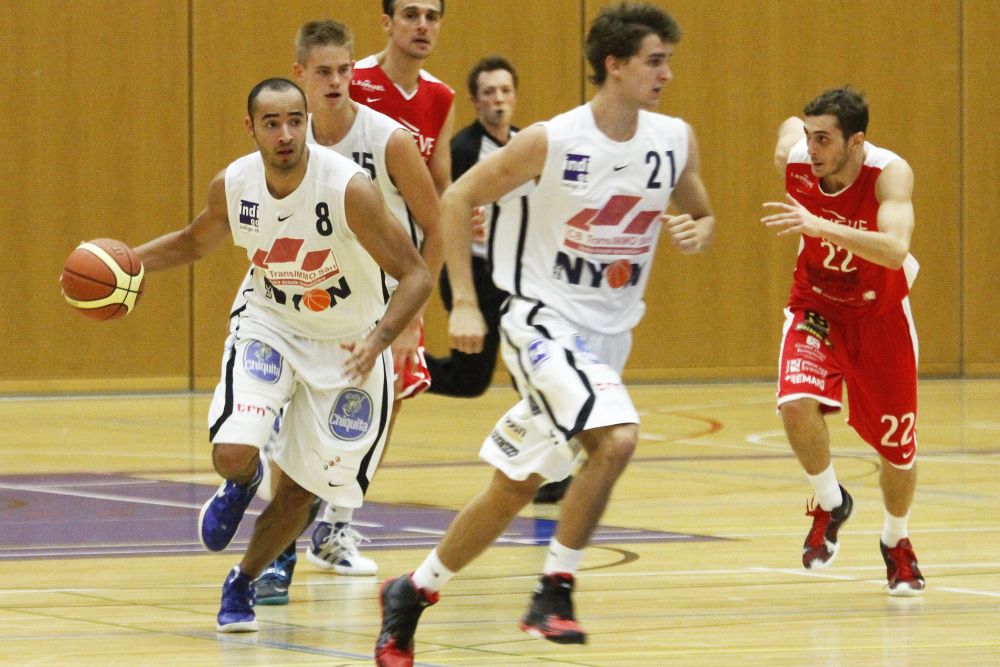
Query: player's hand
391 318 422 372
761 193 826 238
663 213 706 254
449 301 486 354
340 337 380 385
471 206 489 244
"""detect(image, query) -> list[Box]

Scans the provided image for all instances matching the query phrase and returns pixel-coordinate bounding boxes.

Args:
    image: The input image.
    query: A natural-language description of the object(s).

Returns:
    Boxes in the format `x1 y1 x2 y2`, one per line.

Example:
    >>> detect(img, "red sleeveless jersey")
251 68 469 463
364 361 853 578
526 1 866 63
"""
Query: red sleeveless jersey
350 55 455 164
784 140 916 322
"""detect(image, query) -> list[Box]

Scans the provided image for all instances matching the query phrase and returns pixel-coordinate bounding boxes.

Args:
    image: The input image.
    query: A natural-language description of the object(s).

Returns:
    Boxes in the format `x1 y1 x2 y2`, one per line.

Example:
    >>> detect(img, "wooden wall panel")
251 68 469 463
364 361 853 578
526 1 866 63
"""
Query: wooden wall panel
585 0 961 380
0 1 190 393
962 0 1000 375
3 1 986 395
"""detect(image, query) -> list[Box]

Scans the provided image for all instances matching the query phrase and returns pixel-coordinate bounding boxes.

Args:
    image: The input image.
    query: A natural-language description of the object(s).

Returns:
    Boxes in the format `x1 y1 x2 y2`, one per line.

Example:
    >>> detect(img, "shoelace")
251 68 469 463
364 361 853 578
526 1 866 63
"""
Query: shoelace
804 498 832 548
317 525 369 558
887 542 919 581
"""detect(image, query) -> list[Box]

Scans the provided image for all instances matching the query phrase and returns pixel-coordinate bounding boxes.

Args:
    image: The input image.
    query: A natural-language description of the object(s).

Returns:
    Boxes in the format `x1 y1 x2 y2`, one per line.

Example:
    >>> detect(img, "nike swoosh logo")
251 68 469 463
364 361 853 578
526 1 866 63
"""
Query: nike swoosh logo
613 164 630 171
366 97 381 104
328 482 348 487
277 214 293 221
901 449 914 459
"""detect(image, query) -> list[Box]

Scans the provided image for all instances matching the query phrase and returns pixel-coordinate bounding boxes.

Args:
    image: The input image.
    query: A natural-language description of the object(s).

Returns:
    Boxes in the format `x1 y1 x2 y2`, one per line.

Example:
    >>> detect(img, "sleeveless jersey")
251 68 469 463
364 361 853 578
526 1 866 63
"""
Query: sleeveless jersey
350 55 454 163
785 139 918 322
491 103 689 335
307 106 420 248
225 147 386 340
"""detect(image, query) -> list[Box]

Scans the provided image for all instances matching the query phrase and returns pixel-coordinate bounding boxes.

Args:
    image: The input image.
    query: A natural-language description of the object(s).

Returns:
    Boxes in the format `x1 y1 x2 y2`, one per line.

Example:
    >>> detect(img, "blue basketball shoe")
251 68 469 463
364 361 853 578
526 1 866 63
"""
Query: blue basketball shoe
217 565 258 632
198 462 263 552
255 543 297 606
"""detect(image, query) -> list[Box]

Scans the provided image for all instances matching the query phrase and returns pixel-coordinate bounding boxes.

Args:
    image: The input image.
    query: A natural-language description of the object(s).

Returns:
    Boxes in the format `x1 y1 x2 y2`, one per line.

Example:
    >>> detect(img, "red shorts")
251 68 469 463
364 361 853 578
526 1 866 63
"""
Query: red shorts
776 301 918 467
395 324 431 401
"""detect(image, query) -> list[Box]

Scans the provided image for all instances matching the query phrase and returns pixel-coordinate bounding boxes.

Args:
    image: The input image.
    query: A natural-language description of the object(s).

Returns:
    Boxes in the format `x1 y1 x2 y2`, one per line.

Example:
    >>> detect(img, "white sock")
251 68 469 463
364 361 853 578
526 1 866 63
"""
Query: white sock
543 537 584 576
411 548 454 593
882 510 910 548
806 464 843 511
322 505 354 526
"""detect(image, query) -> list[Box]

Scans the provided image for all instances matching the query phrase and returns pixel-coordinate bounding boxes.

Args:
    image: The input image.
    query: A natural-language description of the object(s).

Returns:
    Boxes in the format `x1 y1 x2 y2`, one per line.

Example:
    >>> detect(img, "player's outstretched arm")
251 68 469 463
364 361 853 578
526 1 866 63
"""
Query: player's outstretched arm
342 173 432 383
441 123 546 353
665 124 715 254
135 170 232 272
773 116 805 175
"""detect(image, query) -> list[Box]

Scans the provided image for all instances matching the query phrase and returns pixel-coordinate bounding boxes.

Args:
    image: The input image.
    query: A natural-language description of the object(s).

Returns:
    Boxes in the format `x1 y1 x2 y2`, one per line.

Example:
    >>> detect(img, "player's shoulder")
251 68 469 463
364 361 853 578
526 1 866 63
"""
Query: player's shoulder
225 151 264 179
353 54 379 71
639 109 689 135
356 103 407 134
863 142 904 170
417 68 454 93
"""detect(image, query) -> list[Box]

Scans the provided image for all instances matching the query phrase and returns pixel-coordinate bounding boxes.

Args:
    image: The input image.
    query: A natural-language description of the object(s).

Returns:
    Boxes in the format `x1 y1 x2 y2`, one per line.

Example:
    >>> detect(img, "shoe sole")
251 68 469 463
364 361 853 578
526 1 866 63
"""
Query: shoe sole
888 582 925 597
256 593 289 606
519 622 586 645
216 619 259 632
306 548 377 575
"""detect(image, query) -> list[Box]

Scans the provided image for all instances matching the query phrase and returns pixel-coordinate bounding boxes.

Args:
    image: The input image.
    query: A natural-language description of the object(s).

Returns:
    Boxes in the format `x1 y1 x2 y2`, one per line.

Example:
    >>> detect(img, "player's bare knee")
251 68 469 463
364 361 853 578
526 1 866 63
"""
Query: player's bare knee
585 425 637 473
779 398 820 427
211 443 259 481
490 470 541 508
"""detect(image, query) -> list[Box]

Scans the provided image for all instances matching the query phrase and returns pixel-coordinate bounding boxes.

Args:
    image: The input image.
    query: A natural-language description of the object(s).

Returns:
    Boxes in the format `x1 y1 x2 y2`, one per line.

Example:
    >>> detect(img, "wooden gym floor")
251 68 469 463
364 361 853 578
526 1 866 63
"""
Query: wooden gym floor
1 379 998 666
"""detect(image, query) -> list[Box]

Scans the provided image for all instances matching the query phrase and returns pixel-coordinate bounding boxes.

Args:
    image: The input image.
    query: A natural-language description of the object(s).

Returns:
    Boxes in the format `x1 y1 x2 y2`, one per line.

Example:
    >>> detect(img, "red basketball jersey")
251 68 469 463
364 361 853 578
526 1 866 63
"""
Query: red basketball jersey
785 140 917 322
350 55 455 164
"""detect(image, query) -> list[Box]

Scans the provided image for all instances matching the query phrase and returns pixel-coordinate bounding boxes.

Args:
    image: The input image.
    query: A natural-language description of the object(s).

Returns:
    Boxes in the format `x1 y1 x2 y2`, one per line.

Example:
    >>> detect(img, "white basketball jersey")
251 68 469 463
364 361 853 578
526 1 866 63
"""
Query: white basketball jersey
491 103 689 334
225 147 387 340
307 106 419 248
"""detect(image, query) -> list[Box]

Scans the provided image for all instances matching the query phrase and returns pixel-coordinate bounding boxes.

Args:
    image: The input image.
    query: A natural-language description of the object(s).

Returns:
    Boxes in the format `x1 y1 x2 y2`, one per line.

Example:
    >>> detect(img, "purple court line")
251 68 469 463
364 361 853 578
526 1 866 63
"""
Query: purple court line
0 472 724 561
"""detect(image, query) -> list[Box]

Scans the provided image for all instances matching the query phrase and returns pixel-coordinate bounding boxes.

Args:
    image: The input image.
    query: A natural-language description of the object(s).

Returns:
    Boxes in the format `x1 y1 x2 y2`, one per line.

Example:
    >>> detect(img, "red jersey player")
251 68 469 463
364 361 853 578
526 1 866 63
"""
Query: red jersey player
763 87 925 596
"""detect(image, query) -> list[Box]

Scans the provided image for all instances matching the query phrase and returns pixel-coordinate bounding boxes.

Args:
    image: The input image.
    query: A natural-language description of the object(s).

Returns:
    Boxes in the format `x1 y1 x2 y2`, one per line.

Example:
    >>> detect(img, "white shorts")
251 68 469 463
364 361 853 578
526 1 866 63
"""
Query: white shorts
208 315 393 507
479 297 638 482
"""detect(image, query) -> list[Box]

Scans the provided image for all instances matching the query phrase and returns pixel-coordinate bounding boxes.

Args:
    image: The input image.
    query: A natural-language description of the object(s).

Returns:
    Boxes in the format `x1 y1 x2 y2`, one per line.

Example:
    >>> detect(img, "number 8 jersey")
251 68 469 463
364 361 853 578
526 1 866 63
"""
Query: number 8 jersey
225 146 388 340
785 138 919 322
490 103 689 335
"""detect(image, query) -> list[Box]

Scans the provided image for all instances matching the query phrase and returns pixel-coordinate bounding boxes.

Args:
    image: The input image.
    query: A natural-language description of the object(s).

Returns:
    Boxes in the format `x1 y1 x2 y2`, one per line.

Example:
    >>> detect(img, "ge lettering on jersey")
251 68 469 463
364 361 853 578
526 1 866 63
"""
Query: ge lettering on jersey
225 148 387 340
350 55 455 163
491 105 689 335
785 139 918 322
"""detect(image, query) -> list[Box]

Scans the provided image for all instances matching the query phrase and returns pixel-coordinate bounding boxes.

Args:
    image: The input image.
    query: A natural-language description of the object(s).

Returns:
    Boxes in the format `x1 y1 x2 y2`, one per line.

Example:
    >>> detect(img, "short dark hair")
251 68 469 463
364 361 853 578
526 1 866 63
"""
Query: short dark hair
382 0 445 17
586 2 681 86
247 77 306 118
295 20 353 65
467 55 518 97
803 87 869 140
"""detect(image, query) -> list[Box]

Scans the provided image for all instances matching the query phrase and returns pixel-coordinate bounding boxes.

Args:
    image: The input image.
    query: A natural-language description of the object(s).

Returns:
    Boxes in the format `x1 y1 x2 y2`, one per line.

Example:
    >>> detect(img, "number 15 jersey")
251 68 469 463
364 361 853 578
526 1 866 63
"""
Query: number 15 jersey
491 103 689 335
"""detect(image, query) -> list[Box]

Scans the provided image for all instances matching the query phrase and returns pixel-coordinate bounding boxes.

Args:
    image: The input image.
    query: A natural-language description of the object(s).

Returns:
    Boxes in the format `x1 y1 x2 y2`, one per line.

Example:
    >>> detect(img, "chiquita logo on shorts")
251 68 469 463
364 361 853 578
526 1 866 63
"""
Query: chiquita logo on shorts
243 341 282 383
329 389 373 441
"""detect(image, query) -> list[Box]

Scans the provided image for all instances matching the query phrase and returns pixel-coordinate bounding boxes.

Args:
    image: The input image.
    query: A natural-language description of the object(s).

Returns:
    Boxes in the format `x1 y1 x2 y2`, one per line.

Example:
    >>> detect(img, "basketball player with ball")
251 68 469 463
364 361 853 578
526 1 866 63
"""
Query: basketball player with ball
376 4 715 664
131 77 431 632
217 19 443 605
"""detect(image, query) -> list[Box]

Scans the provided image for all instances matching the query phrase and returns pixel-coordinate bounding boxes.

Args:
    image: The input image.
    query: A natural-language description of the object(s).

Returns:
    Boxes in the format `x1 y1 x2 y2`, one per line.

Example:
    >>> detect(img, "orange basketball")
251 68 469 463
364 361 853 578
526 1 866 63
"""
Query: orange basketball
60 238 145 320
302 288 331 312
605 259 632 289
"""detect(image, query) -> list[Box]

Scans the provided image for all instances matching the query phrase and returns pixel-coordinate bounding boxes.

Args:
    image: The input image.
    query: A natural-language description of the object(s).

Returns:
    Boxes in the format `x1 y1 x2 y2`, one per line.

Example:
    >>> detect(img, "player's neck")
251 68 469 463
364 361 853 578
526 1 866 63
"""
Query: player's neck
589 90 640 142
310 102 359 147
377 46 424 94
819 149 865 194
480 119 511 146
264 147 309 199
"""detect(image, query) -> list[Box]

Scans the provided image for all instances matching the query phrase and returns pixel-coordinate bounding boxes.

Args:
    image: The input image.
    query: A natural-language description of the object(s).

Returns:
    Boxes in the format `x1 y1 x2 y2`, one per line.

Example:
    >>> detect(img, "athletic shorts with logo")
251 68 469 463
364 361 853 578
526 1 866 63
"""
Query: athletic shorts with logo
480 296 638 482
208 315 392 507
776 300 918 468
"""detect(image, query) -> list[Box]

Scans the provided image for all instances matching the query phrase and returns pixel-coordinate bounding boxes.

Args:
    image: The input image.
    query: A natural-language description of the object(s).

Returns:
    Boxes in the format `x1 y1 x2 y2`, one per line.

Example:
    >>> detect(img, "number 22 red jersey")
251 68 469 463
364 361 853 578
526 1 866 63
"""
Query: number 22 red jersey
349 55 455 164
785 139 918 323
